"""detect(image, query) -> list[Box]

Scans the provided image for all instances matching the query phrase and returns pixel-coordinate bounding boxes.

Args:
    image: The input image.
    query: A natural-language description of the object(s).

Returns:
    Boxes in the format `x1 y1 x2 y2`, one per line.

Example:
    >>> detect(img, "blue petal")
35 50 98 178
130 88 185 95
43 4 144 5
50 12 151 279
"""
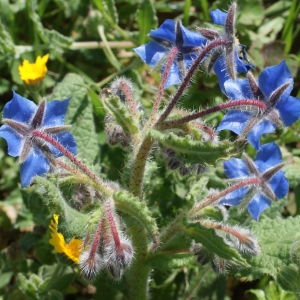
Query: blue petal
224 158 249 179
255 142 282 171
217 110 250 135
276 96 300 126
149 19 176 44
224 78 253 100
268 171 288 199
181 25 206 47
248 194 271 221
0 125 22 157
20 149 50 187
134 41 166 67
3 91 36 123
247 119 276 150
164 63 182 88
48 132 77 157
43 98 71 126
213 57 229 93
219 187 248 207
210 9 227 26
258 61 293 99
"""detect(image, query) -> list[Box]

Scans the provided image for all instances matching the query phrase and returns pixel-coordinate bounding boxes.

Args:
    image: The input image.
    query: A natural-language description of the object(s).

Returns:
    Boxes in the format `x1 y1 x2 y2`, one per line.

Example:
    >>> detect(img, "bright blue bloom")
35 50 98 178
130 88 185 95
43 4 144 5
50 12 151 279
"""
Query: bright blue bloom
134 19 206 88
220 142 288 220
205 8 254 91
0 91 77 187
217 61 300 149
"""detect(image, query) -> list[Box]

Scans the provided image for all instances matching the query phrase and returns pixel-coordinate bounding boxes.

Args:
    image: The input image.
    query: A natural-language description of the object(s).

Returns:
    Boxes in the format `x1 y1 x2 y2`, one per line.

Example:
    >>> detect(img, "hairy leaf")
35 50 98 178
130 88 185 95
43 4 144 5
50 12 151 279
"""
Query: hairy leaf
149 130 240 166
234 215 300 279
113 190 159 241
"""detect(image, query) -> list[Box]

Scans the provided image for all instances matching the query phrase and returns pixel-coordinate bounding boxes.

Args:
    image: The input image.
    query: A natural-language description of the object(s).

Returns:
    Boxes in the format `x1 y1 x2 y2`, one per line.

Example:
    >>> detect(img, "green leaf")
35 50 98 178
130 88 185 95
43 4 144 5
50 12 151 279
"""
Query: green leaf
93 0 118 24
113 190 159 240
0 271 13 289
276 265 300 294
100 95 139 135
182 220 250 268
137 0 157 44
43 29 73 50
50 73 99 166
34 176 89 238
17 273 38 300
234 215 300 280
149 130 240 166
147 253 195 269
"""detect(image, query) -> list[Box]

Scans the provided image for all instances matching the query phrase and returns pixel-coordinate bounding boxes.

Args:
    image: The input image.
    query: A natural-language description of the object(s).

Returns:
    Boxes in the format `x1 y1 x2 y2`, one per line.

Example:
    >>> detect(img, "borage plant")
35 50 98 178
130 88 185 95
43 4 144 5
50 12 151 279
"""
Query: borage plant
1 1 300 300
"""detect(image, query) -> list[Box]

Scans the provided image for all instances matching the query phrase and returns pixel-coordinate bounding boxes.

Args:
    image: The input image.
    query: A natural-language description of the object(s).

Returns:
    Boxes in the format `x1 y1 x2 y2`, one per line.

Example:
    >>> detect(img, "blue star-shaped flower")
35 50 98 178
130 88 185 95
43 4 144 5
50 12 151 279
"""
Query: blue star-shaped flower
199 4 254 91
217 61 300 149
0 91 77 187
134 19 206 89
220 142 288 220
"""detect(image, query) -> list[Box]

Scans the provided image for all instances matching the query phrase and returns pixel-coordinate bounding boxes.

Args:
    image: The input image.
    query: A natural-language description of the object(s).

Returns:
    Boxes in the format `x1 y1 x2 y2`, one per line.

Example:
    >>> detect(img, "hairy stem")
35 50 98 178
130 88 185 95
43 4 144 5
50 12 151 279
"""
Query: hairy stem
159 99 266 131
191 177 262 215
129 136 154 197
124 224 150 300
156 39 227 125
32 130 112 197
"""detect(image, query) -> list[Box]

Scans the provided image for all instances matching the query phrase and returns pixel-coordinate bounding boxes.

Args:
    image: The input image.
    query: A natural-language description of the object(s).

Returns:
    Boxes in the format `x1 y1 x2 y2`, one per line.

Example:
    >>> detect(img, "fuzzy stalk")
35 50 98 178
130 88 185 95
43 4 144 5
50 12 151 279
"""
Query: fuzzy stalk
104 199 121 247
155 39 227 125
124 224 150 300
32 130 112 197
129 136 154 197
159 99 266 131
191 177 262 215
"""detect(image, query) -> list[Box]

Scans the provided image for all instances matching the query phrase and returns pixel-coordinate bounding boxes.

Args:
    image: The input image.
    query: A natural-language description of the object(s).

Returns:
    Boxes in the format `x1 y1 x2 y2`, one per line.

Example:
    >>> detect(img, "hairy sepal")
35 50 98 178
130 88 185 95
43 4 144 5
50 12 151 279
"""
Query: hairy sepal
149 130 240 166
100 95 139 135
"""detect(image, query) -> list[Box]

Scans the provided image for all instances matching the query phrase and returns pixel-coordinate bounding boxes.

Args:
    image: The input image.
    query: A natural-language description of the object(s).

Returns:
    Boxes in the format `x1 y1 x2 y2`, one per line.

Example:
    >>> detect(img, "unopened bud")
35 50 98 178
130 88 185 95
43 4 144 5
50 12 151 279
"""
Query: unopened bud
190 242 210 266
110 77 133 103
79 250 103 281
232 228 260 255
105 114 131 148
104 238 134 280
211 256 228 274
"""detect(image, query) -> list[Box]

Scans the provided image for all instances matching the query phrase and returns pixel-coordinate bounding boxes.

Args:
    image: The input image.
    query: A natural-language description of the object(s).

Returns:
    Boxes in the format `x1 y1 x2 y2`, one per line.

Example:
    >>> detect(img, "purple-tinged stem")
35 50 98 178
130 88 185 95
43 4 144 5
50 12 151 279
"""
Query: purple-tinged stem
89 217 104 259
120 80 138 121
32 130 112 197
105 199 121 247
191 177 262 214
145 46 179 129
159 99 266 131
156 39 227 126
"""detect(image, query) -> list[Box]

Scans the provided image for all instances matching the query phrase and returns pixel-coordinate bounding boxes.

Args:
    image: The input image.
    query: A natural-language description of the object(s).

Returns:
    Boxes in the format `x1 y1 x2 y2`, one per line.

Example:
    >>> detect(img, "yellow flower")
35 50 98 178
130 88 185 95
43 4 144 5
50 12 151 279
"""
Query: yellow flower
18 54 49 85
49 214 82 263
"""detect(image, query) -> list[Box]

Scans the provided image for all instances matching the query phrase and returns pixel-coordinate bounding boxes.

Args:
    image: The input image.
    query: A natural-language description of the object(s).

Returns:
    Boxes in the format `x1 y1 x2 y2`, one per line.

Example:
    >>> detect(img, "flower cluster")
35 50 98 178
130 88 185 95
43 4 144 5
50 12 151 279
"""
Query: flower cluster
133 2 298 220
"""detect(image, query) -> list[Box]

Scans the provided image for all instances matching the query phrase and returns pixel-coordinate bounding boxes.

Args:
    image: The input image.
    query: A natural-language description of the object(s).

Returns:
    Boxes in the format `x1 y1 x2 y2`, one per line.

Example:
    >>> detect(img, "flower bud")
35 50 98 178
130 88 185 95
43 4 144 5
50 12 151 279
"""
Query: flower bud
110 77 134 103
104 238 134 280
79 250 103 281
